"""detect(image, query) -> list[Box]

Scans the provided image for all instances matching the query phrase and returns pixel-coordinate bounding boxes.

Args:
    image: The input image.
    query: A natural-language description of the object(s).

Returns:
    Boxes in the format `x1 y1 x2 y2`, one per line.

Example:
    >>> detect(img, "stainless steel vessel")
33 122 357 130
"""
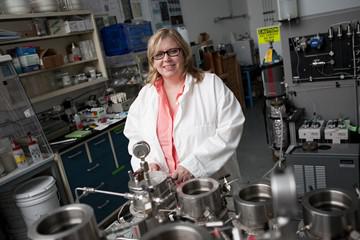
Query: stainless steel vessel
128 171 176 214
140 222 212 240
177 178 225 221
116 201 158 238
233 183 273 230
302 188 358 239
28 204 103 240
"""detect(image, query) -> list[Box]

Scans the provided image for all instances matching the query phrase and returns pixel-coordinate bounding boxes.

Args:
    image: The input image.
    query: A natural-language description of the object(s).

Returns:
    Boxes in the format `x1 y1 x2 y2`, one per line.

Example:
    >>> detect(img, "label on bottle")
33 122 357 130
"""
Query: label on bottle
29 143 43 162
13 149 28 168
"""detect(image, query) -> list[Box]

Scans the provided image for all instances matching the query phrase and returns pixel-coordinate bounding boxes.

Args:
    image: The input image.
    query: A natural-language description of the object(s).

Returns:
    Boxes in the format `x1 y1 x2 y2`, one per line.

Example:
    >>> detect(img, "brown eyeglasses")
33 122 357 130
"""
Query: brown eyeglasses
153 48 181 60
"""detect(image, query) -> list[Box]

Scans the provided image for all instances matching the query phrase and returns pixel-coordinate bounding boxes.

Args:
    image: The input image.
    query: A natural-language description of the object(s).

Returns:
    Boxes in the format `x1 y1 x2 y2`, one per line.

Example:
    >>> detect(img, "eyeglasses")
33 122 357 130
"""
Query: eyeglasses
153 48 181 60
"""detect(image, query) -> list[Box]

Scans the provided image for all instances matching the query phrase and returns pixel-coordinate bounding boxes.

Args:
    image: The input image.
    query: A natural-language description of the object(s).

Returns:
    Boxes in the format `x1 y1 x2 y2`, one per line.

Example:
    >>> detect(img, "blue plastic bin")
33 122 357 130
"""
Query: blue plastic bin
123 22 152 52
101 24 130 56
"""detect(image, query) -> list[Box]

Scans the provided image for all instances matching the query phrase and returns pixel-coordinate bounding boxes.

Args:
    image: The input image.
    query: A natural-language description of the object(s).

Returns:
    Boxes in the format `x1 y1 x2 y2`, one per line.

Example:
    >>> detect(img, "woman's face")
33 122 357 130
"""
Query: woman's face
153 37 185 81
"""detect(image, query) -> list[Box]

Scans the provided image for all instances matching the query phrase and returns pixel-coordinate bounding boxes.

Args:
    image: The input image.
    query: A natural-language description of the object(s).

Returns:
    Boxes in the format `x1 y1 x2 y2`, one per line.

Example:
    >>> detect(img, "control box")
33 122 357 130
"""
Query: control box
286 143 360 196
298 120 325 142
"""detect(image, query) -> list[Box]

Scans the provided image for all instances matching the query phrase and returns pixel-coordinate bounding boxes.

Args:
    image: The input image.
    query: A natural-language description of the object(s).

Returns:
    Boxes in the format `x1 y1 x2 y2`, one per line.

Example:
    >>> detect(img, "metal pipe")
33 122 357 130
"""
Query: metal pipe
75 187 139 201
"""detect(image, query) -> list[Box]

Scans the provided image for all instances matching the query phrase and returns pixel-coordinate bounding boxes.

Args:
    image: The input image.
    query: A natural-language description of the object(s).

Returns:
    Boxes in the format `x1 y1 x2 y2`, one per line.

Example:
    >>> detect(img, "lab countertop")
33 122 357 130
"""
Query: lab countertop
49 116 127 153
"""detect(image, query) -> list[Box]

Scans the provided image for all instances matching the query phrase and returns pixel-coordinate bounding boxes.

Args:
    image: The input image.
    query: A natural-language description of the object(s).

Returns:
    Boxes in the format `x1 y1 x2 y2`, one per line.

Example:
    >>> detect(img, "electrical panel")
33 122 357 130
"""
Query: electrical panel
277 0 298 22
289 22 360 83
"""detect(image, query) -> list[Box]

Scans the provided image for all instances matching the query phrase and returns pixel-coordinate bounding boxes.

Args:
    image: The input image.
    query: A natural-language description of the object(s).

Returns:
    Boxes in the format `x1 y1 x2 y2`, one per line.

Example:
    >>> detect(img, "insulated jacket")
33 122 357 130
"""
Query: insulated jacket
124 72 245 178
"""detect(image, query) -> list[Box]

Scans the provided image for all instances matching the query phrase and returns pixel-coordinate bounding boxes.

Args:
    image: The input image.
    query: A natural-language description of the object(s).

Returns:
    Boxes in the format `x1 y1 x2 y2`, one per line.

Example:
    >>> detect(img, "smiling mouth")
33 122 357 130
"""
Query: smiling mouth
163 65 175 69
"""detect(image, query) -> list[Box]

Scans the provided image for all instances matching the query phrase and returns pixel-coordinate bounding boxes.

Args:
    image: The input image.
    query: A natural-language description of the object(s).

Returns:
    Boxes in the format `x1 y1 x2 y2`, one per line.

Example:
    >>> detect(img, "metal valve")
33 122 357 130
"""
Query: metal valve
133 141 151 181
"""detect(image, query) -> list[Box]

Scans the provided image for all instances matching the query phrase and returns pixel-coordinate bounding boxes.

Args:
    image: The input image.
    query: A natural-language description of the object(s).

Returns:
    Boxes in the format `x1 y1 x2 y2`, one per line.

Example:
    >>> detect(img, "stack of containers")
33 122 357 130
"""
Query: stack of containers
15 47 40 73
101 21 152 56
123 22 153 52
101 24 130 56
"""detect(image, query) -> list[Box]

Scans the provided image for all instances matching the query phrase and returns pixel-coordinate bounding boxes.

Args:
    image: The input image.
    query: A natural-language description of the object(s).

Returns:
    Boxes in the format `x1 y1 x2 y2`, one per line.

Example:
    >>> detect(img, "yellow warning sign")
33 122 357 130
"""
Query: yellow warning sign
257 25 281 45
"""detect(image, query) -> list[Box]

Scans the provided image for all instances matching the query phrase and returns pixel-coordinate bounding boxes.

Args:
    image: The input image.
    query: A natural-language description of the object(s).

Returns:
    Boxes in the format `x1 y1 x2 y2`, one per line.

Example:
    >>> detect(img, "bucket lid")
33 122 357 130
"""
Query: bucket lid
15 176 55 200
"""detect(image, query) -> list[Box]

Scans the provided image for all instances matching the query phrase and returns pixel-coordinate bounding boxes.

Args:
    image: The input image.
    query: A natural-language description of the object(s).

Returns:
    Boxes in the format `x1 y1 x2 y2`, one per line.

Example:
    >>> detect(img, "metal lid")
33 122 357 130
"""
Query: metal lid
15 176 55 199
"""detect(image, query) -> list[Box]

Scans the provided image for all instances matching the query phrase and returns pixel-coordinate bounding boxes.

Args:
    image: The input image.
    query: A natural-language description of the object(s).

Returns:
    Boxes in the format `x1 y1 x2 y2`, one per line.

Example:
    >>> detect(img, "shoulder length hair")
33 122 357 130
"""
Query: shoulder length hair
146 28 203 84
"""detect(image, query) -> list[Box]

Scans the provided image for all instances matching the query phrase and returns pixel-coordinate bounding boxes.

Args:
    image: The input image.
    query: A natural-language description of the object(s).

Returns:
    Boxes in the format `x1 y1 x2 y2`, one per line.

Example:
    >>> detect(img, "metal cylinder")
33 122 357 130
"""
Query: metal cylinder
302 188 358 239
128 171 176 213
269 98 288 150
141 222 212 240
177 178 224 221
28 204 102 240
261 61 285 97
116 201 157 238
233 183 273 230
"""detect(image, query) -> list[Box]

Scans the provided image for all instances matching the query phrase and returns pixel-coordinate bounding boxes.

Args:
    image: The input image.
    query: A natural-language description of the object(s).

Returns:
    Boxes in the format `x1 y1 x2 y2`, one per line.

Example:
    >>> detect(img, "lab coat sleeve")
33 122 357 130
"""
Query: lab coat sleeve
180 75 245 177
123 86 158 171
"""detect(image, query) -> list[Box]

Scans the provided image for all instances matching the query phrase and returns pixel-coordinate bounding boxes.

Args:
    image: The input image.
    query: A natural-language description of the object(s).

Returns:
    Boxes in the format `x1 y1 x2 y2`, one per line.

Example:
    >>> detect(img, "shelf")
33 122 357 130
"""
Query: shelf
19 58 98 77
0 155 54 188
0 30 93 45
31 77 108 103
0 10 91 21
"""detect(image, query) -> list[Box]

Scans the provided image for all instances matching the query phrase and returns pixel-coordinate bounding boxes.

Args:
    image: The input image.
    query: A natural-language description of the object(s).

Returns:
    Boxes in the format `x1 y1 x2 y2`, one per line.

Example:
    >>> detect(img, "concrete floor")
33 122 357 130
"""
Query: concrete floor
236 99 274 184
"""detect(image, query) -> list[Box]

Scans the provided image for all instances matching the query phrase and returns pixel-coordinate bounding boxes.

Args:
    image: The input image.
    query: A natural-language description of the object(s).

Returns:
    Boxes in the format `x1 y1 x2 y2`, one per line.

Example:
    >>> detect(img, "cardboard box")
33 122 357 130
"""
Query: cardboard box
64 21 79 33
76 20 86 31
84 18 93 30
47 19 66 35
40 49 64 69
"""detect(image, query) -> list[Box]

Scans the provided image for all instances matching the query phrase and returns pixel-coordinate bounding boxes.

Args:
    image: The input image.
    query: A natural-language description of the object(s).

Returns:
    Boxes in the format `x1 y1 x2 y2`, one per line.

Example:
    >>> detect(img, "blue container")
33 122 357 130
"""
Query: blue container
16 47 37 57
101 24 130 56
123 22 152 52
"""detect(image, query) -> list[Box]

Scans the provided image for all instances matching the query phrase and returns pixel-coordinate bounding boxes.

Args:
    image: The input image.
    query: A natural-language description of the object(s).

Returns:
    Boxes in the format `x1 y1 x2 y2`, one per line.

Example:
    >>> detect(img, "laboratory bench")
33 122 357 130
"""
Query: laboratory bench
51 117 132 226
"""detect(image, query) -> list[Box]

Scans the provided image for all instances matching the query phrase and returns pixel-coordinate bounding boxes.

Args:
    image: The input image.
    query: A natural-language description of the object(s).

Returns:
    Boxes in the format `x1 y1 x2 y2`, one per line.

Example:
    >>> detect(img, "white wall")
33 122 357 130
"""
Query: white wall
179 0 250 45
245 0 360 60
299 0 360 17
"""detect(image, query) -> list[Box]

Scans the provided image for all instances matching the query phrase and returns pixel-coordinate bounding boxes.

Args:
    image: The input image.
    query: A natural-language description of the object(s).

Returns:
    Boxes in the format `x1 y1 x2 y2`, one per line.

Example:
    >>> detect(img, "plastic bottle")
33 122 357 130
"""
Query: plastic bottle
27 133 43 162
74 114 83 129
12 140 28 169
71 42 82 62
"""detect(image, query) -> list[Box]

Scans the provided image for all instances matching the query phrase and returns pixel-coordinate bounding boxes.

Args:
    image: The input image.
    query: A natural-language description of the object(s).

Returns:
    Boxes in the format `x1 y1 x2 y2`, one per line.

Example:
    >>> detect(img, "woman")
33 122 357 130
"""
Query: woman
124 28 245 184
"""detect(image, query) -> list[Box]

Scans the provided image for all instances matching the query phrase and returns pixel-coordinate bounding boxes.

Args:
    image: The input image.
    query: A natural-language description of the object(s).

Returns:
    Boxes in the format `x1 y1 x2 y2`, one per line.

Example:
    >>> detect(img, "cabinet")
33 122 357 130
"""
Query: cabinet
0 55 54 186
0 55 63 240
0 10 108 104
203 52 246 110
58 122 132 224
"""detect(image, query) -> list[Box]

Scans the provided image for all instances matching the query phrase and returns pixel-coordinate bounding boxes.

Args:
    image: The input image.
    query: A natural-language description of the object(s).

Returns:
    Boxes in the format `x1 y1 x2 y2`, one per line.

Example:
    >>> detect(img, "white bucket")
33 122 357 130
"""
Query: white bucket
15 176 60 228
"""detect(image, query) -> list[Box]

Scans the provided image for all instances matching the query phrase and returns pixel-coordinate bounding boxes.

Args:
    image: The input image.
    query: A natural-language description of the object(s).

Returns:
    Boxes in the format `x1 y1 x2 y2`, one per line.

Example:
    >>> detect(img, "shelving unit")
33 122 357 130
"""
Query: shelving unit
0 10 108 103
31 77 108 103
18 58 98 77
0 10 92 20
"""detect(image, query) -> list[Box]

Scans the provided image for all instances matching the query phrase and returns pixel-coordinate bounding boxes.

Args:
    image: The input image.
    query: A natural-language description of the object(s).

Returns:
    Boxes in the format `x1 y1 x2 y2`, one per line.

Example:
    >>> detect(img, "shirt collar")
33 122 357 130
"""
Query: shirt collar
154 77 163 93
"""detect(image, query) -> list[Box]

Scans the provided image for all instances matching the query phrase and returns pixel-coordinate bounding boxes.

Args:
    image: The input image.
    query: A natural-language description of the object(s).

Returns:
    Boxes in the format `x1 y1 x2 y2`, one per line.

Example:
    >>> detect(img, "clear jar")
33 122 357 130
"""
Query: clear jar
0 138 17 173
62 72 72 87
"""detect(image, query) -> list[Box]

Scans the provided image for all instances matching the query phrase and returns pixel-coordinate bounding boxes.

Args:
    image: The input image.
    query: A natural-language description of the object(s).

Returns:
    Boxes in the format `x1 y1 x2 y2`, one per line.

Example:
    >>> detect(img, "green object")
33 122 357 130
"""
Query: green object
112 165 126 175
65 130 91 139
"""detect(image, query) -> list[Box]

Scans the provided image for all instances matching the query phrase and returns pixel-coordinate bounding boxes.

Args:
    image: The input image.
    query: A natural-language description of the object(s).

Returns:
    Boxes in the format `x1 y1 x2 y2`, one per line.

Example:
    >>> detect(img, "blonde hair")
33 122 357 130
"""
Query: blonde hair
146 28 204 84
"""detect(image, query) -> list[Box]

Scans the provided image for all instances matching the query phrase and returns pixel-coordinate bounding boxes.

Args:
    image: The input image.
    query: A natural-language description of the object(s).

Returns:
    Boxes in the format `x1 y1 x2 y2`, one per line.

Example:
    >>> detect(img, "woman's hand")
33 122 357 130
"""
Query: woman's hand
172 166 193 184
149 163 160 171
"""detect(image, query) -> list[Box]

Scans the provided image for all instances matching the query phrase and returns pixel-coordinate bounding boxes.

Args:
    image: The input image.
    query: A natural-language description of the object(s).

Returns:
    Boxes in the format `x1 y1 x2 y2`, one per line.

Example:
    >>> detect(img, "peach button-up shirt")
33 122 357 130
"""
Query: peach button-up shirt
154 78 185 174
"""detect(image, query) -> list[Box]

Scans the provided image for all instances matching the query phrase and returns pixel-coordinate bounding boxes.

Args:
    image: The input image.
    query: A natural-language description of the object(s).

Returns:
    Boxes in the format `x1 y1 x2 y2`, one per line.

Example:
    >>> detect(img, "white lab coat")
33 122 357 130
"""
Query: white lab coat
124 72 245 178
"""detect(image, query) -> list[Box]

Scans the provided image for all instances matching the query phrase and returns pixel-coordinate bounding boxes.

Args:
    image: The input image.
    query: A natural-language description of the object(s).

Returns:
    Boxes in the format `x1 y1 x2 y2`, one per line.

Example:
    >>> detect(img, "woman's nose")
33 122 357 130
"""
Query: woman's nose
163 53 171 61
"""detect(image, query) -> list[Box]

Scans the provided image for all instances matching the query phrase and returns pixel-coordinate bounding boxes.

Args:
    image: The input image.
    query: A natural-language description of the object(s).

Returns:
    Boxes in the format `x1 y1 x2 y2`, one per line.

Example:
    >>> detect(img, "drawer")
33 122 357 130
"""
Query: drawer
61 144 93 191
110 124 132 167
78 180 126 223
